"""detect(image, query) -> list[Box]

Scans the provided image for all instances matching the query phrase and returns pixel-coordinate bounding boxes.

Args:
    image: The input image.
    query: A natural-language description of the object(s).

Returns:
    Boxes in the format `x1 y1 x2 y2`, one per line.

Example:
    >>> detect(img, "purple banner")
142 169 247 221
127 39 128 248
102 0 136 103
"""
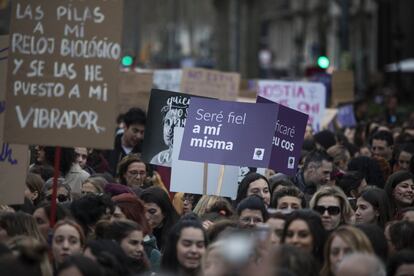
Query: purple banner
257 96 308 175
337 104 356 127
179 98 277 167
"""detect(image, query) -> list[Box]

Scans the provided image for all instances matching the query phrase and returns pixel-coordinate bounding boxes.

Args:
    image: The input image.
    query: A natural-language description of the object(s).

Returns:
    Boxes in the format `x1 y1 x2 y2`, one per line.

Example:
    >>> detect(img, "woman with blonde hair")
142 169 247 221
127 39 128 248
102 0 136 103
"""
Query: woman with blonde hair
310 186 354 231
193 195 232 217
0 235 53 276
320 225 374 276
51 219 85 267
193 195 234 230
6 235 53 276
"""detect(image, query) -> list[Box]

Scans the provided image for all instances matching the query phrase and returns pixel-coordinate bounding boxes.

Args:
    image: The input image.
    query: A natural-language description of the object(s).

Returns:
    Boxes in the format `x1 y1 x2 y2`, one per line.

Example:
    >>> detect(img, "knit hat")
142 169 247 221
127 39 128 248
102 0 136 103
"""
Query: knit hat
104 183 134 197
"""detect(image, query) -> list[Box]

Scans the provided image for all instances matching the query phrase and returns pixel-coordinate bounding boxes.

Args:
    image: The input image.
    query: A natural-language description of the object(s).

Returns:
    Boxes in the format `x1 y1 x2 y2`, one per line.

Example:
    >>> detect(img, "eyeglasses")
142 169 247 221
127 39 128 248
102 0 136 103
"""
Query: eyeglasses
314 205 341 216
46 194 69 203
182 195 195 203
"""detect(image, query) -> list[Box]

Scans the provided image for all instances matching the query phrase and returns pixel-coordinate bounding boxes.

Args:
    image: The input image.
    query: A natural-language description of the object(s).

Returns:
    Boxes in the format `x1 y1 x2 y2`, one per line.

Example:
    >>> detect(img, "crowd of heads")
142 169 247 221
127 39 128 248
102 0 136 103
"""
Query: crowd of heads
1 105 414 276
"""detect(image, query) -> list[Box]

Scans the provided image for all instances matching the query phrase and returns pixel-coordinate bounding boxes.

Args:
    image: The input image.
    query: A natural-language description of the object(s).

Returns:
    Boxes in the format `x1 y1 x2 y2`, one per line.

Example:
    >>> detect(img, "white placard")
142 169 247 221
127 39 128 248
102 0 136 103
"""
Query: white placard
153 69 183 92
257 80 326 132
171 127 239 198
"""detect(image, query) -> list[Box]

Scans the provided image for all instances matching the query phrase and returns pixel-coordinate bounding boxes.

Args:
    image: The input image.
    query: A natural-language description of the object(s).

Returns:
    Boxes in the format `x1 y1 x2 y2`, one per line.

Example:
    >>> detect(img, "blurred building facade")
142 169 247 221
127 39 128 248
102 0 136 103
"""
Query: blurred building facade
0 0 413 97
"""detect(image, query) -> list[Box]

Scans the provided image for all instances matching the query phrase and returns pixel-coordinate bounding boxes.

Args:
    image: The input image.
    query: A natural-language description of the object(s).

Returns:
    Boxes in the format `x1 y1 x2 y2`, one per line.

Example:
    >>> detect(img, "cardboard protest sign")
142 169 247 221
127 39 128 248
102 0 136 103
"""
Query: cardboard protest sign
257 80 326 132
179 98 277 168
153 69 182 92
336 104 356 128
142 89 199 167
5 0 123 149
171 127 239 198
180 68 240 100
238 79 257 98
0 36 28 205
331 70 354 107
257 96 308 175
118 71 153 113
0 143 29 205
0 35 8 140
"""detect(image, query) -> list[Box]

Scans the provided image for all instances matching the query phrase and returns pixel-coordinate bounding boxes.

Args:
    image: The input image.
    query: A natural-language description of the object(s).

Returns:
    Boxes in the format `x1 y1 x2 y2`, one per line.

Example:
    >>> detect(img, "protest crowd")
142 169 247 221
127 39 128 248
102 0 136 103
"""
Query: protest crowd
1 102 414 276
1 1 414 276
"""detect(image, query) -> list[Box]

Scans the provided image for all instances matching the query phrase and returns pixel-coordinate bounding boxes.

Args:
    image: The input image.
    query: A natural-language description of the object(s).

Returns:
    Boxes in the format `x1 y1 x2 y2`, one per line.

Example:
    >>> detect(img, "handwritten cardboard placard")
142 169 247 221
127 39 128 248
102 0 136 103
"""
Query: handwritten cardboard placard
0 36 28 205
0 142 28 205
257 96 308 175
180 68 240 100
153 69 182 92
238 79 257 98
5 0 123 149
0 35 8 140
171 127 239 198
118 71 153 113
257 80 326 132
331 70 354 107
179 98 277 168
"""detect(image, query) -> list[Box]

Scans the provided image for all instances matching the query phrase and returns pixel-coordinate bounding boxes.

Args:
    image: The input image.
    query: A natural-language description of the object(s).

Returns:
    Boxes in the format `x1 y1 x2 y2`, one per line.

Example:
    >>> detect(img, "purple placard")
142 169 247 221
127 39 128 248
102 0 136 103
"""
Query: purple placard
337 104 356 127
257 96 308 175
179 98 277 167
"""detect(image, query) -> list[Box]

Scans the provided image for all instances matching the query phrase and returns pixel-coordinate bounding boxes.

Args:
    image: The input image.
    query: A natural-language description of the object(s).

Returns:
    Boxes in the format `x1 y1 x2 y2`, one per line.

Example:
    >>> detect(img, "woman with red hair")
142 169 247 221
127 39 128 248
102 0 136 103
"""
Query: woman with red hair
112 193 161 271
51 219 85 271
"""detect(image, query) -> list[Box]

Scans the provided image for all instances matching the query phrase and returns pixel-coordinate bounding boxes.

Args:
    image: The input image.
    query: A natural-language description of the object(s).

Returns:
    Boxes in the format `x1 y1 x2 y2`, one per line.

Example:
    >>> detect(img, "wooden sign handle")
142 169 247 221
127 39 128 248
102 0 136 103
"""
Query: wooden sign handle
215 165 225 196
203 163 208 194
49 146 61 228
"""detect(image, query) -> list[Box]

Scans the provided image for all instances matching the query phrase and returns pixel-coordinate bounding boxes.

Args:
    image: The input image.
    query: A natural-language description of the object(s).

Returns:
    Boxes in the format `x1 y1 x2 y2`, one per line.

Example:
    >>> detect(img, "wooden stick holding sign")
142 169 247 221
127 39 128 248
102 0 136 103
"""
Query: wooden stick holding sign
49 147 61 228
215 165 225 196
203 163 208 194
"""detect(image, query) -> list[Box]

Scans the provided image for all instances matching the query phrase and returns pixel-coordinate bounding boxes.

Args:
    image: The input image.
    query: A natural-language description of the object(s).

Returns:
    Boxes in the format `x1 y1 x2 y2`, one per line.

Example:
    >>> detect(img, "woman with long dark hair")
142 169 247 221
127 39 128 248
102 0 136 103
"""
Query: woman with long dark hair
104 219 150 275
384 171 414 218
161 216 208 276
355 187 391 228
236 173 271 207
140 187 179 251
281 209 327 266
